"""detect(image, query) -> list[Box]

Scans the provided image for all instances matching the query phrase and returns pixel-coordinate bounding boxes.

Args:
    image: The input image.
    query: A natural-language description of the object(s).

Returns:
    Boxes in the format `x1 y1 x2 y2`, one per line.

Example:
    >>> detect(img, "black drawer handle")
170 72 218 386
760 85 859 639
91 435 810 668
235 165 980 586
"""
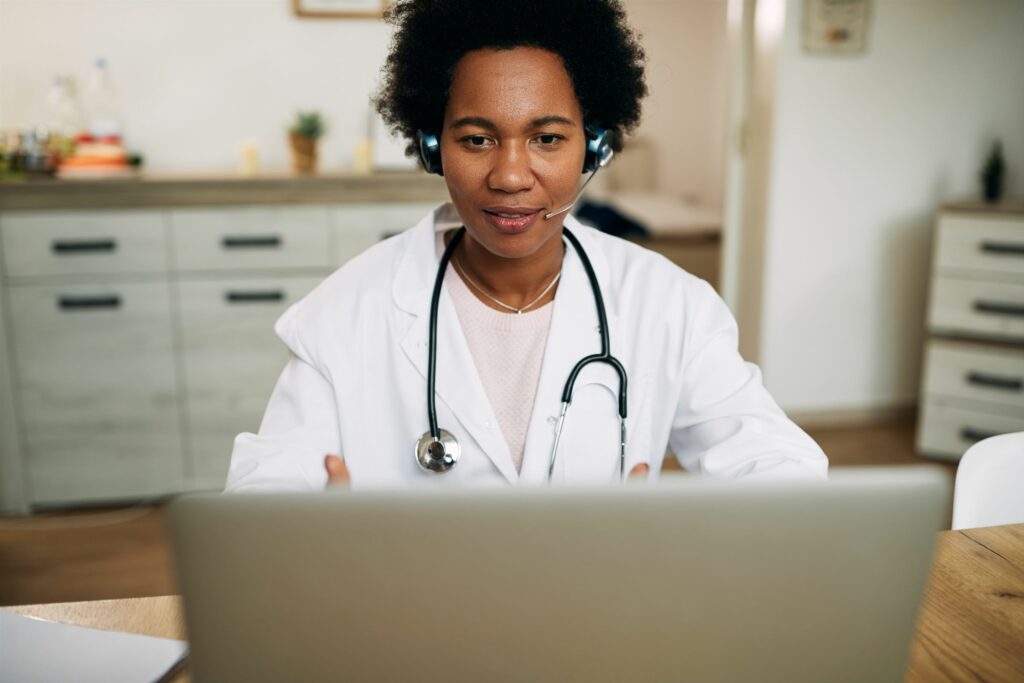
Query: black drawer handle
966 371 1023 392
980 240 1024 256
51 239 117 254
57 295 122 311
225 290 285 303
221 236 281 249
960 427 1004 443
973 300 1024 317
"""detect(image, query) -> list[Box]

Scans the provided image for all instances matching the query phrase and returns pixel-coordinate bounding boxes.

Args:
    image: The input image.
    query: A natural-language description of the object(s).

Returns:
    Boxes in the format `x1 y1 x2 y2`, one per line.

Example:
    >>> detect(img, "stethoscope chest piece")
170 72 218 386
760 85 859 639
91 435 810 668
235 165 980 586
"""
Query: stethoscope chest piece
415 429 460 473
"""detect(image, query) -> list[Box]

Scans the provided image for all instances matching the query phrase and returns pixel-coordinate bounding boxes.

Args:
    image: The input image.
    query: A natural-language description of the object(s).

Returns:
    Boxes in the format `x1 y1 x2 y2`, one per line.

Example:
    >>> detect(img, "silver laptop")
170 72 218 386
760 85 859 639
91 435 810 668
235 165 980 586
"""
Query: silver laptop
169 467 949 683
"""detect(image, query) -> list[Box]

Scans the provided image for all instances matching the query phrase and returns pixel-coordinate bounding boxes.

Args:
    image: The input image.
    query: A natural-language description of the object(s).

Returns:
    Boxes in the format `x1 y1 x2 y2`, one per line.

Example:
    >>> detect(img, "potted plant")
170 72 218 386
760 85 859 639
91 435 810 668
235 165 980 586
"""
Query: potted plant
289 111 325 174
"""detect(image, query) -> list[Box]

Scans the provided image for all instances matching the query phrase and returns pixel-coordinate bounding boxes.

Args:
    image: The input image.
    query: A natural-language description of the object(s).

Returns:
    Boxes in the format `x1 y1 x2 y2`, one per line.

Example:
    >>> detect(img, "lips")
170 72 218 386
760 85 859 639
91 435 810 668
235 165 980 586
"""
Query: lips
482 206 542 234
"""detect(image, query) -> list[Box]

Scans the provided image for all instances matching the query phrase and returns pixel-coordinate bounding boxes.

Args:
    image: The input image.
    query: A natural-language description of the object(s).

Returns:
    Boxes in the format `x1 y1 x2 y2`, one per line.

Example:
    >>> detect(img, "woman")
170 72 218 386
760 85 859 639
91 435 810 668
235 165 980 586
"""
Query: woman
226 0 827 491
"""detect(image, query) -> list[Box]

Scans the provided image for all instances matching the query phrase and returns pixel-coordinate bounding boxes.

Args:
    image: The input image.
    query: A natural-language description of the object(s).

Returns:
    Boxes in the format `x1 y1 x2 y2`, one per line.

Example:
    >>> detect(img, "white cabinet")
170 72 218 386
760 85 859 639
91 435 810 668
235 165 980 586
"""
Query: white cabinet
0 210 169 278
917 208 1024 461
176 276 322 489
170 207 331 272
0 201 433 507
8 281 184 504
332 203 438 263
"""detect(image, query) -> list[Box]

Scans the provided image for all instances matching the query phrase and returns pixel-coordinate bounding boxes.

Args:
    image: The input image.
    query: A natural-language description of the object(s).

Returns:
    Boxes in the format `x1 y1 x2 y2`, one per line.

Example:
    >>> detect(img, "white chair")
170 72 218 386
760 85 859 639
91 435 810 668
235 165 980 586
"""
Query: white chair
952 432 1024 530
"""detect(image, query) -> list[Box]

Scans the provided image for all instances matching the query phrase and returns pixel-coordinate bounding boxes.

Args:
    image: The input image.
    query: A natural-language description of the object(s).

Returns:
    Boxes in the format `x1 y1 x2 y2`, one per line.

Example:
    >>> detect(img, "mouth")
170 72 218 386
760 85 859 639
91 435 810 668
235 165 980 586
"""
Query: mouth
481 206 542 234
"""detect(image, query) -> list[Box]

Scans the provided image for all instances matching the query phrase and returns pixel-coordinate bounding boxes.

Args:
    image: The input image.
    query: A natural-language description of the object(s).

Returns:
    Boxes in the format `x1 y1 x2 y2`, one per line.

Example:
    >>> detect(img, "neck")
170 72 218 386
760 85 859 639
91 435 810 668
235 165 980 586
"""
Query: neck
449 229 565 313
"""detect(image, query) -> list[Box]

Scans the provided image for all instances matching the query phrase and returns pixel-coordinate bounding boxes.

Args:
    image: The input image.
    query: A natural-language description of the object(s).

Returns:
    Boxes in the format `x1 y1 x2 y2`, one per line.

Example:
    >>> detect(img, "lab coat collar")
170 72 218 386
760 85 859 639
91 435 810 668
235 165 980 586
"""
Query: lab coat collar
392 203 621 485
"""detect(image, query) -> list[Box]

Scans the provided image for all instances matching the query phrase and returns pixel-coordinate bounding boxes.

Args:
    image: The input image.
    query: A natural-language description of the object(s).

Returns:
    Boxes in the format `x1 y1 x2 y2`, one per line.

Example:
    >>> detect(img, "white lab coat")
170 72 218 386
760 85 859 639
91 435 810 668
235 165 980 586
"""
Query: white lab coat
226 205 827 491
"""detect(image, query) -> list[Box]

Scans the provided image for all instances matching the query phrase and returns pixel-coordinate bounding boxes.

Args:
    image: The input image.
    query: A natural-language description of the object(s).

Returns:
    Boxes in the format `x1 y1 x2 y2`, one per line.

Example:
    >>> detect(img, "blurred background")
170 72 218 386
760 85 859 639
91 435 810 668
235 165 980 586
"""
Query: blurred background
0 0 1022 603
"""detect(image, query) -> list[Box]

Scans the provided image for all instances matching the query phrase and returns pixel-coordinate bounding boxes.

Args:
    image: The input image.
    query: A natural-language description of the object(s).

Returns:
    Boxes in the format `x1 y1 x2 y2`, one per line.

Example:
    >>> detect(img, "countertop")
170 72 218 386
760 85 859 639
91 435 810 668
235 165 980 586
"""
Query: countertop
0 171 449 211
943 198 1024 215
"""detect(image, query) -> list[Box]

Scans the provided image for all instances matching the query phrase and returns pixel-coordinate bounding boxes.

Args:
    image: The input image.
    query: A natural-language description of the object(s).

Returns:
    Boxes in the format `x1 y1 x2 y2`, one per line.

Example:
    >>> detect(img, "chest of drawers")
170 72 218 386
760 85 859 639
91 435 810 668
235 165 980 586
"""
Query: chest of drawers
916 205 1024 460
0 200 439 509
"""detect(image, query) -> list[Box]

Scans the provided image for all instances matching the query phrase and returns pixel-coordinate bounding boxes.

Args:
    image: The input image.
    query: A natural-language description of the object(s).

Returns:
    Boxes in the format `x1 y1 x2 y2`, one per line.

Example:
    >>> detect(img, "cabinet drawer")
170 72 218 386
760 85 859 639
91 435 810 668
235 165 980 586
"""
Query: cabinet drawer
0 210 169 278
917 400 1024 461
922 339 1024 410
332 203 436 264
170 207 330 272
928 277 1024 341
936 214 1024 280
177 276 321 487
7 281 184 504
27 432 185 505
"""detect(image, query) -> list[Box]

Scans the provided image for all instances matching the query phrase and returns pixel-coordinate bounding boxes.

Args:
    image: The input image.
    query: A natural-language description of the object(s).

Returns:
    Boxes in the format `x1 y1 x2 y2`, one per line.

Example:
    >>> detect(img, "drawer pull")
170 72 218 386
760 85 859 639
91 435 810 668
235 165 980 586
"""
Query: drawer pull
973 300 1024 317
225 290 285 303
966 371 1023 392
960 427 1003 443
51 239 117 254
221 236 281 249
57 295 122 311
980 240 1024 256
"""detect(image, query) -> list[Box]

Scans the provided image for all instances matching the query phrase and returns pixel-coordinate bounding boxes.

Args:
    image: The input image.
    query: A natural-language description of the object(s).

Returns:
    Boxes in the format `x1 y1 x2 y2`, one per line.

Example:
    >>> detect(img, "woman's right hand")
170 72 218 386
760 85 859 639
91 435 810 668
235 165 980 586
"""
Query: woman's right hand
324 454 350 489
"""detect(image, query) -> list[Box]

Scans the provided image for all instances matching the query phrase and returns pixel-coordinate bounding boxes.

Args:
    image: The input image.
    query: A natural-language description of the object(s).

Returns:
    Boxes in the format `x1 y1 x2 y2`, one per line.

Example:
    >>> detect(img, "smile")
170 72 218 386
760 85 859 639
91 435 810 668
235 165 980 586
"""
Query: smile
482 207 542 234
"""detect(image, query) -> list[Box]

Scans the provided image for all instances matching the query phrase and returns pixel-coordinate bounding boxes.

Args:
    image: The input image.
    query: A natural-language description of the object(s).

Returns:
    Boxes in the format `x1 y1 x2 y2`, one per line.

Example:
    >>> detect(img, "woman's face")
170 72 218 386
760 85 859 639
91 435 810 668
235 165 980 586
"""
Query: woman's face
440 47 586 260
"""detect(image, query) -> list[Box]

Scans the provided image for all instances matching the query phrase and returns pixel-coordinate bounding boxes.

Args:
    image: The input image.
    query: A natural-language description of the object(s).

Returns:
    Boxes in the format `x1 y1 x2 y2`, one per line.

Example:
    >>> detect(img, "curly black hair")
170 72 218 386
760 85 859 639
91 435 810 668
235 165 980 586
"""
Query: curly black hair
374 0 647 157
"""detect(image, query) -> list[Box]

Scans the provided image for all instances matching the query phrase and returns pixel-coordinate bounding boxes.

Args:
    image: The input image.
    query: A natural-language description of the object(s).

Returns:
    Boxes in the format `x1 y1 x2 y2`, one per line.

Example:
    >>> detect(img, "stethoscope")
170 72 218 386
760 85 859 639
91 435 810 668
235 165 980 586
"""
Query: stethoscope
413 224 628 481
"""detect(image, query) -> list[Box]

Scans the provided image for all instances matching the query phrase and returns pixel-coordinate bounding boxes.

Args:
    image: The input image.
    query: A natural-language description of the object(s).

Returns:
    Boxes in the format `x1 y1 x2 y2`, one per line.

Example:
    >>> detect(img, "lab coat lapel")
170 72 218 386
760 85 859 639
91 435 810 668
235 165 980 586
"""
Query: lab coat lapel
393 211 518 484
519 218 622 484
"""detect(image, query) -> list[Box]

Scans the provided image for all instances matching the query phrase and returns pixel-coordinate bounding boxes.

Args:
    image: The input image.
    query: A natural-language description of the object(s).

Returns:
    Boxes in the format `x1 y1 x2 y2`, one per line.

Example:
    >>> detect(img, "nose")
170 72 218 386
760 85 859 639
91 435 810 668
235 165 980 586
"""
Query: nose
488 141 534 194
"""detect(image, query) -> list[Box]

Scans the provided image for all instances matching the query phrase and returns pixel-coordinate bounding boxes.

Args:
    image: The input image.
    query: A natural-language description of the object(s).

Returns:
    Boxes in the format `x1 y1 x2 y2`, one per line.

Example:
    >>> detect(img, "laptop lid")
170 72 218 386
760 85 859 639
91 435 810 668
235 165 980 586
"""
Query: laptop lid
170 467 949 683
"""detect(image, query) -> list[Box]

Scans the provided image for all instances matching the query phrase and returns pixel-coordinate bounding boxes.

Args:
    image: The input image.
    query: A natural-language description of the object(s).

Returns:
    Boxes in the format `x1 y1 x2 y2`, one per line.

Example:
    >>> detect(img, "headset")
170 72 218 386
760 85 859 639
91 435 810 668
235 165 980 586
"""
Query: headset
415 126 614 177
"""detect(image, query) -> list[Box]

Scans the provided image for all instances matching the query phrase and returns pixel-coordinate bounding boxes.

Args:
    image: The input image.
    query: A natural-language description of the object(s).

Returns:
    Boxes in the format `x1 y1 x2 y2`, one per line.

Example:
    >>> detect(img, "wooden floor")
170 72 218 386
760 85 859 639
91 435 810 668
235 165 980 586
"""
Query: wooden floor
0 419 956 607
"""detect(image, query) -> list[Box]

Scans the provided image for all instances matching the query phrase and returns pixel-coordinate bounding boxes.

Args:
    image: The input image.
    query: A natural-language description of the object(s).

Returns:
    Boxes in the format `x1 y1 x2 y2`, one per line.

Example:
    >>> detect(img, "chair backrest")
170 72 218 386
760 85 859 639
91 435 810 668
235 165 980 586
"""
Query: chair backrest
952 432 1024 530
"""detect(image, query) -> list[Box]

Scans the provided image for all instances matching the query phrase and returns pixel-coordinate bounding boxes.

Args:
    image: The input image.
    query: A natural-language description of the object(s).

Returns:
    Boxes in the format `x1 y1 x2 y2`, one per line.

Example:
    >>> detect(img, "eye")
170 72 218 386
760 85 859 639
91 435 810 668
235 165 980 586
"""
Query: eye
535 134 563 146
460 134 492 148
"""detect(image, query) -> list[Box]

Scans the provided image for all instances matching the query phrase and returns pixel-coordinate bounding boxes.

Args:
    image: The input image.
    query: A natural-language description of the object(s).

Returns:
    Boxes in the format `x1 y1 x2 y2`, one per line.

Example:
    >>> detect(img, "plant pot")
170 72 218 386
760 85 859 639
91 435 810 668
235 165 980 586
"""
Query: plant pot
289 132 318 174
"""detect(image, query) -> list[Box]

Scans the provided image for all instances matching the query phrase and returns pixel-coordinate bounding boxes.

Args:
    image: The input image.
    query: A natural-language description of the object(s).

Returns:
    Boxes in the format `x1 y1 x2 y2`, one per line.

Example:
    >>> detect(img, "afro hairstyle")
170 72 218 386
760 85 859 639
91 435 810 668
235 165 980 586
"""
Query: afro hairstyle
374 0 647 158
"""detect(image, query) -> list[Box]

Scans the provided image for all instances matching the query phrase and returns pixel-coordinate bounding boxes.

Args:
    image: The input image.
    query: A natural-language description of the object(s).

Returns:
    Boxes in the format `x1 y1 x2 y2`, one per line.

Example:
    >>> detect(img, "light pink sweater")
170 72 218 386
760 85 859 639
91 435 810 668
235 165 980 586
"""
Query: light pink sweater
443 249 556 473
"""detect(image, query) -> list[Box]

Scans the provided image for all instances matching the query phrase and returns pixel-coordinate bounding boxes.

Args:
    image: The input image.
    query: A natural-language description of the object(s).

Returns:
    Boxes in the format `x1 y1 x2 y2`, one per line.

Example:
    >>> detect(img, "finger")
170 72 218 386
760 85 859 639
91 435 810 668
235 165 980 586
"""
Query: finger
324 454 350 488
628 462 650 479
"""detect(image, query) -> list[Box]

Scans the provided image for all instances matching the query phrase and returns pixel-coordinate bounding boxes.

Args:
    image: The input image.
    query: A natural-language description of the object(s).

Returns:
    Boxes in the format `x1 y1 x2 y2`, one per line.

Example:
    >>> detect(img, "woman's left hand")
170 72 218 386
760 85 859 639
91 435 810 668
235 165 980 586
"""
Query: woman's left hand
628 463 650 479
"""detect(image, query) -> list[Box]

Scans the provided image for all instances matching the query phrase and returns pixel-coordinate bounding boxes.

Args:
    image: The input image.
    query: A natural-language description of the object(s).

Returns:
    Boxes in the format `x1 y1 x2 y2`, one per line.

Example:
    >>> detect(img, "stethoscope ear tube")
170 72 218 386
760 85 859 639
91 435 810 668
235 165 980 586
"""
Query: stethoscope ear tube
545 228 629 481
560 229 628 420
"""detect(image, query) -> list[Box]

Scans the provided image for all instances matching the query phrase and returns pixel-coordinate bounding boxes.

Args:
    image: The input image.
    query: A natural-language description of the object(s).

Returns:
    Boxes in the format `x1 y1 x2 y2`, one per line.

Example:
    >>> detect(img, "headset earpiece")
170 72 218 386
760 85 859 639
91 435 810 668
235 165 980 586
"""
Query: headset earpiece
583 127 614 174
416 130 443 176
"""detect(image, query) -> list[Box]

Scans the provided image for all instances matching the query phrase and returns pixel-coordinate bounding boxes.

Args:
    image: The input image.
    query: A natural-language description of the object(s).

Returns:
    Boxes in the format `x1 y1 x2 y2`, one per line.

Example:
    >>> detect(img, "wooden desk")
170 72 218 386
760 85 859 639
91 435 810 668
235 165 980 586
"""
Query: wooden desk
906 524 1024 682
6 525 1023 682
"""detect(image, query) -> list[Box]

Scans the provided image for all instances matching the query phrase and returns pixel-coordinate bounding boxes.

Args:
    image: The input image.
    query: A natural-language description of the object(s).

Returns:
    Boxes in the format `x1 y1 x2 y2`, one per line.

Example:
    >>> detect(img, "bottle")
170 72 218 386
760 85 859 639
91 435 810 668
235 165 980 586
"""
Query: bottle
47 76 84 160
85 57 124 140
48 75 85 139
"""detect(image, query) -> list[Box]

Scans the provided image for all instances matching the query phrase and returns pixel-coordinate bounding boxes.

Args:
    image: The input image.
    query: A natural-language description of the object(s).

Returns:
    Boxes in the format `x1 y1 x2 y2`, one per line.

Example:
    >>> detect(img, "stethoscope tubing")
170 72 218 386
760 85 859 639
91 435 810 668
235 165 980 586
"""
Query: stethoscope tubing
427 227 466 441
423 225 628 479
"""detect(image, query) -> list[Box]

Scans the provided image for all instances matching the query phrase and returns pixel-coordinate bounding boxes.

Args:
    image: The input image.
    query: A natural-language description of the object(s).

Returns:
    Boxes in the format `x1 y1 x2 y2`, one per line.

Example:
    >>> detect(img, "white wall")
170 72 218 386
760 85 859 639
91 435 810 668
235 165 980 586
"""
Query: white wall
0 0 728 206
758 0 1024 414
0 0 393 172
625 0 728 206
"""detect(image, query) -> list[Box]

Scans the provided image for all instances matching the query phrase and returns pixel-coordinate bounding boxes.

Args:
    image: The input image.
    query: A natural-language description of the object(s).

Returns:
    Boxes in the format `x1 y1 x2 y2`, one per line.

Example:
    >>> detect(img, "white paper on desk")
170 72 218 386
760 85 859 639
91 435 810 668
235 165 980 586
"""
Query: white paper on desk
0 610 187 683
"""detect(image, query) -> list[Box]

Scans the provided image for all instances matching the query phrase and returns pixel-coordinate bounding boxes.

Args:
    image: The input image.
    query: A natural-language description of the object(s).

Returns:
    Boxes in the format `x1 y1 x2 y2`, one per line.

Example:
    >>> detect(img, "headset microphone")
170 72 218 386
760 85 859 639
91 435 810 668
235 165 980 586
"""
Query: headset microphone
544 164 604 220
544 127 614 220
